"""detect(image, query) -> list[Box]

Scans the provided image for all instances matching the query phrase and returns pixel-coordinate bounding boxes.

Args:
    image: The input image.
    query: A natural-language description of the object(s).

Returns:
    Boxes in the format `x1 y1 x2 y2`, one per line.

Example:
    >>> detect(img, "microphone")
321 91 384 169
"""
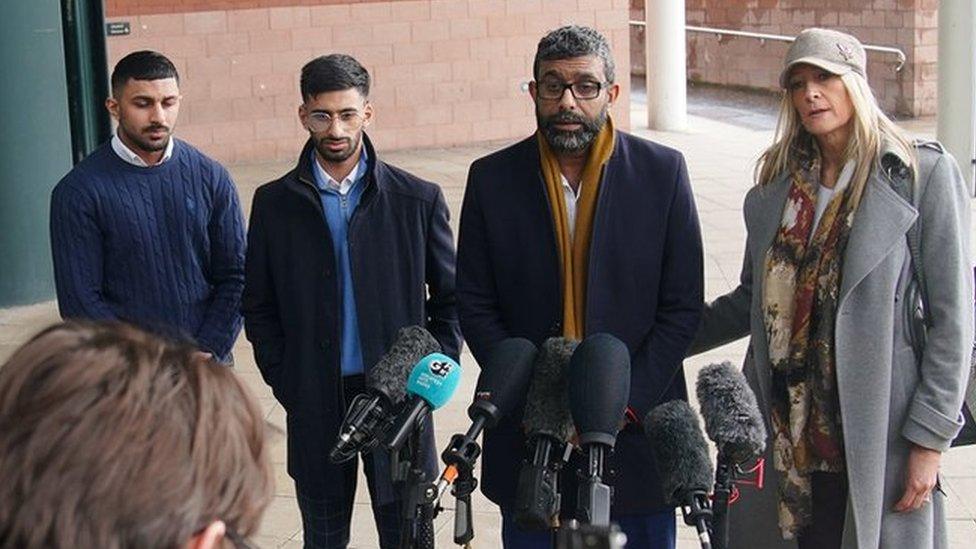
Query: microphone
436 338 538 544
568 333 631 527
385 353 462 452
696 362 766 464
696 361 767 549
644 400 714 549
330 326 440 463
514 337 578 531
437 338 537 497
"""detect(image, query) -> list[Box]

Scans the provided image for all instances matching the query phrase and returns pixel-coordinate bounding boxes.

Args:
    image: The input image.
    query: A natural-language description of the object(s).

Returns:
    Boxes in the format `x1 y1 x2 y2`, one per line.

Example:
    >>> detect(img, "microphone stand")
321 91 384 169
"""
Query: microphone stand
576 444 612 527
438 417 485 545
679 489 713 549
711 455 734 549
393 409 435 549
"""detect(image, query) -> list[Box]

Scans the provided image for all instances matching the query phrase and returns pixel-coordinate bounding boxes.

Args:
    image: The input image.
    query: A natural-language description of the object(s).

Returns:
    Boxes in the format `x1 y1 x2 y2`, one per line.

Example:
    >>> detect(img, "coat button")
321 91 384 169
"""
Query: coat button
318 339 328 350
323 268 332 278
551 321 562 334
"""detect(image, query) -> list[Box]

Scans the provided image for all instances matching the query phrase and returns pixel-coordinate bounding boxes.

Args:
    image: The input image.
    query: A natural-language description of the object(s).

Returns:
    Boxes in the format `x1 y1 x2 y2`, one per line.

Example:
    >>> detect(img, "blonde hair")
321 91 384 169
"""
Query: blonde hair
756 71 917 189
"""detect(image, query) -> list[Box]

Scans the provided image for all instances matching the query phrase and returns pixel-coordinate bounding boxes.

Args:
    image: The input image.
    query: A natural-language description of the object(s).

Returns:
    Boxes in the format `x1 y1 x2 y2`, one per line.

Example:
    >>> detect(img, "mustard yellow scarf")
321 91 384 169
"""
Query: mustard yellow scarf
537 118 615 339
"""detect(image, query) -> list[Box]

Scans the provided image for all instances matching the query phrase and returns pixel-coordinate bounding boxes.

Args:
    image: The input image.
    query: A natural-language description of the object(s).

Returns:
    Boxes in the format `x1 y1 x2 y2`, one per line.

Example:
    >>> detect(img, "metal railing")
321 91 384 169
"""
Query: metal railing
629 21 907 71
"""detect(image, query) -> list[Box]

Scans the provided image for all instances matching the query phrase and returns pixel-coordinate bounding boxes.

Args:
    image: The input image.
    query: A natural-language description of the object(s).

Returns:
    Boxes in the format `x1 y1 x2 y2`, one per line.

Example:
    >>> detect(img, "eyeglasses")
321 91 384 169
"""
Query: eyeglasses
306 110 365 132
536 79 607 101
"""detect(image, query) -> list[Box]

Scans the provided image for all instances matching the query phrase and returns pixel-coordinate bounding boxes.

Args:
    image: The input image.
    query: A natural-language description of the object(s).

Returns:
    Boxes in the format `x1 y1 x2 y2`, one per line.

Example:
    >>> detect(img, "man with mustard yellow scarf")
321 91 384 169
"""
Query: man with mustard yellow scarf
456 25 704 549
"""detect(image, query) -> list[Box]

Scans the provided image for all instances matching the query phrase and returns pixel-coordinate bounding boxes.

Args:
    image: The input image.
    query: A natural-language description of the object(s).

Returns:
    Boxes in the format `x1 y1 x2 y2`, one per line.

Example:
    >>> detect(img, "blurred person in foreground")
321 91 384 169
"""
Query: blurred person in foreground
0 321 273 548
690 28 972 549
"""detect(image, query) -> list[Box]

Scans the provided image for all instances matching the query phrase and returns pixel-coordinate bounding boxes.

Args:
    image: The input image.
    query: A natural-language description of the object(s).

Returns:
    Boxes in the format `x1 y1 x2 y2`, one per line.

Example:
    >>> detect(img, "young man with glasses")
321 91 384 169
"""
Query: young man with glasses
50 50 246 363
242 54 460 549
456 26 704 548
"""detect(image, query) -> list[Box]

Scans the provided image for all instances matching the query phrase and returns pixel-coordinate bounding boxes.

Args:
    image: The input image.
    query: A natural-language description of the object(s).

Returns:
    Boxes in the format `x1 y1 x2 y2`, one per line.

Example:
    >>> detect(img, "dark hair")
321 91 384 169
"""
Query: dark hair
110 50 180 96
533 25 615 84
300 53 370 101
0 321 273 548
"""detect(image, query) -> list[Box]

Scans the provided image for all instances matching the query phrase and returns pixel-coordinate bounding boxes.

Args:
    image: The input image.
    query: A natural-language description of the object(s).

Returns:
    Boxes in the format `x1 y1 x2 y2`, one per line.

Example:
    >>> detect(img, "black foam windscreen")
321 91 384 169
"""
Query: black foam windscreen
696 361 767 464
643 400 714 506
568 333 631 448
522 337 577 441
471 338 538 423
368 325 441 404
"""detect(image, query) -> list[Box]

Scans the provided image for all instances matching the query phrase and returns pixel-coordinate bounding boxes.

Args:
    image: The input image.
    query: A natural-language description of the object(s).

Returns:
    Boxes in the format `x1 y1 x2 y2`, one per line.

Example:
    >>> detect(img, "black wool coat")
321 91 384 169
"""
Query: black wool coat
456 131 704 514
242 135 461 504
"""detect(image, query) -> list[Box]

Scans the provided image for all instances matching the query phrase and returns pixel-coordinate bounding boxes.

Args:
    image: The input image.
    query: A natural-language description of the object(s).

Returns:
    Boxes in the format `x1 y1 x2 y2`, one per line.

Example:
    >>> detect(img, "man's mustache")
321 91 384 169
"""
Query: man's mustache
544 112 588 127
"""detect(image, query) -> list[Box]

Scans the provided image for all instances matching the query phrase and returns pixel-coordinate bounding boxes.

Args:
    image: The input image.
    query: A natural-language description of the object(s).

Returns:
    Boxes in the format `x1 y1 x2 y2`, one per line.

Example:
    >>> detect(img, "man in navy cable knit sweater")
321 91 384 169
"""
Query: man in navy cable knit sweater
50 51 245 362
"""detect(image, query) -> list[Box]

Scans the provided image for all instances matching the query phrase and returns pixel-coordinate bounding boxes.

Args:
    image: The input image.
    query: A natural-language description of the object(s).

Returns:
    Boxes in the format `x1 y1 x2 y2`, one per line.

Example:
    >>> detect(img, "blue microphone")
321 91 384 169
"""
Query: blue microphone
386 353 462 451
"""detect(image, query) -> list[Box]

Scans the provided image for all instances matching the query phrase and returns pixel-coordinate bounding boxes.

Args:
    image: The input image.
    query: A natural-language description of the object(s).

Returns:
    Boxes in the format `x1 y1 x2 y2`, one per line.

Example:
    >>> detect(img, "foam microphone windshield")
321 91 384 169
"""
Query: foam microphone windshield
523 337 578 440
569 333 631 448
330 326 440 463
643 400 714 506
515 337 577 530
470 337 538 426
369 325 441 403
696 361 766 464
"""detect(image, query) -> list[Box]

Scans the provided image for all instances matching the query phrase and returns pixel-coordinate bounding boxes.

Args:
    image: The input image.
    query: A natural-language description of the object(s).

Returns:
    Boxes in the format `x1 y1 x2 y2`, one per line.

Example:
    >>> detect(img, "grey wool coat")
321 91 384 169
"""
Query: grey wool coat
691 142 973 549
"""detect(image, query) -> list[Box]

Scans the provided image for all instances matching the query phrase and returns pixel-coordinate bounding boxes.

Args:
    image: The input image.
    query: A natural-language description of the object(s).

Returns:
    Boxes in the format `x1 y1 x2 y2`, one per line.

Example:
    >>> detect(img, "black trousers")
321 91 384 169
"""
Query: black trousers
295 375 403 549
797 471 849 549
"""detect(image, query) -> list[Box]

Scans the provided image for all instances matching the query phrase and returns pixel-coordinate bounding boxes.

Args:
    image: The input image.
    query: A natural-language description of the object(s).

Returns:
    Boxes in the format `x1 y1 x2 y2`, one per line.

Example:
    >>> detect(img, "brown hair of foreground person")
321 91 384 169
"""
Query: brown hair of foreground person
0 321 273 549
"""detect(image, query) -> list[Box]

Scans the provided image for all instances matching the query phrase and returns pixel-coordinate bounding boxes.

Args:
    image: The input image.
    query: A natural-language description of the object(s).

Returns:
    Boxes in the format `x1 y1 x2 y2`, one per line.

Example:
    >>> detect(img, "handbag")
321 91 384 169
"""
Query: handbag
886 147 976 447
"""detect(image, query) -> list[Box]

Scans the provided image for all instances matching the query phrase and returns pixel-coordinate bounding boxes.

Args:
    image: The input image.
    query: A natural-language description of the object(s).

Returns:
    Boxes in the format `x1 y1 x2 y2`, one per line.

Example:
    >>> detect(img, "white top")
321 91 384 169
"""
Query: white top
313 154 362 196
811 159 855 240
110 131 174 167
560 173 581 241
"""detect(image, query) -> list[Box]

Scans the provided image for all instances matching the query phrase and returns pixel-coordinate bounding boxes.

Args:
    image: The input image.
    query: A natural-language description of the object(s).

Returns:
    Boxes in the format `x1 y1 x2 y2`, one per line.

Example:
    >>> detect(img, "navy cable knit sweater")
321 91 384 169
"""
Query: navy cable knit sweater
50 139 245 359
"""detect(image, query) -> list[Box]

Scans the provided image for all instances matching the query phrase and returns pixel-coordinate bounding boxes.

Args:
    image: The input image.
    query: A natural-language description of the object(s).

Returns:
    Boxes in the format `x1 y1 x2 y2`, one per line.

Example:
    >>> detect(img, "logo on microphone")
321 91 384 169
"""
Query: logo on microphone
429 359 453 377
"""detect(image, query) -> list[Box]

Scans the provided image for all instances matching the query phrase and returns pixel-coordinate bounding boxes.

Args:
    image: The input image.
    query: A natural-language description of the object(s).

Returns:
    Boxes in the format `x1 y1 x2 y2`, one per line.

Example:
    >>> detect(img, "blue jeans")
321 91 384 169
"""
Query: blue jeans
501 509 676 549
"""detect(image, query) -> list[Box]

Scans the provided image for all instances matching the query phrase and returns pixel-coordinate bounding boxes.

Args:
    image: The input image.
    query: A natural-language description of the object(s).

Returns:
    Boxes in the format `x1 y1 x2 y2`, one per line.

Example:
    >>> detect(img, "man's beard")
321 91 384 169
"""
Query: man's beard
119 120 172 153
314 130 362 163
537 106 608 154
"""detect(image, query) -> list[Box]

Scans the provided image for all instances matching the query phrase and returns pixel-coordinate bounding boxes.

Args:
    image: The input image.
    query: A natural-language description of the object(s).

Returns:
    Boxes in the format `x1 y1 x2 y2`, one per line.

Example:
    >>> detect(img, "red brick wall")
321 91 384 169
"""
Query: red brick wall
106 0 406 17
630 0 938 116
105 0 632 165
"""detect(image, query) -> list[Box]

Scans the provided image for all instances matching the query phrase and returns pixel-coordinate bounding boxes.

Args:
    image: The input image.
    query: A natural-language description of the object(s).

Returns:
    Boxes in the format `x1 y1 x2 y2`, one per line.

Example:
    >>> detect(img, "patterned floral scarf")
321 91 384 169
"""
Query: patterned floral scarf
762 145 865 539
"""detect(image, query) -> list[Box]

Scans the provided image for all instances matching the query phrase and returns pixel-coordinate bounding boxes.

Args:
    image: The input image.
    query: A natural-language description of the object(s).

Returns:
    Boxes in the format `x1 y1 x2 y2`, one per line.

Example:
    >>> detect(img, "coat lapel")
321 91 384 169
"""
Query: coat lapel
838 172 917 307
743 173 791 410
748 174 792 267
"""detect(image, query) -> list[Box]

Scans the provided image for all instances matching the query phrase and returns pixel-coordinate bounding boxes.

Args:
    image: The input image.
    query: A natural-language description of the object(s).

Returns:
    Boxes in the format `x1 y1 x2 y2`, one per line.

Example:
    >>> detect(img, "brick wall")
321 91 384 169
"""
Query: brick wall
629 0 938 117
105 0 632 165
106 0 414 17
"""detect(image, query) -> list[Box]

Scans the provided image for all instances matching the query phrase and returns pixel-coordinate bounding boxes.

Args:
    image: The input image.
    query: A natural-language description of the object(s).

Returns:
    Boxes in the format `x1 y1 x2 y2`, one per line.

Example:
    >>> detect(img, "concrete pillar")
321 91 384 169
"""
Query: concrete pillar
937 0 975 195
644 0 687 131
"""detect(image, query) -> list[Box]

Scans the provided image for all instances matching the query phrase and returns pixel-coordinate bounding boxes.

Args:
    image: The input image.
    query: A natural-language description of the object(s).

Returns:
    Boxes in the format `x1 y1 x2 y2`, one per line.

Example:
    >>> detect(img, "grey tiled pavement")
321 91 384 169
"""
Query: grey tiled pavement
2 87 975 548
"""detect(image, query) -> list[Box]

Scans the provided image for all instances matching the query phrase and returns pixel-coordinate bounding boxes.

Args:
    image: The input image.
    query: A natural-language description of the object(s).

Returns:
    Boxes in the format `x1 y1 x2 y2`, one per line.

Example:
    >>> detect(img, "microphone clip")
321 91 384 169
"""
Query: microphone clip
329 393 397 464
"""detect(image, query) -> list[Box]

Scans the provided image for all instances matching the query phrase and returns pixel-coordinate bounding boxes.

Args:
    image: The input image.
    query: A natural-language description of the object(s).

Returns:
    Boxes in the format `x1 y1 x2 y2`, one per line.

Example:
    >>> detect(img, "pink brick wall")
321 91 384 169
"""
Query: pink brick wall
629 0 939 117
106 0 632 165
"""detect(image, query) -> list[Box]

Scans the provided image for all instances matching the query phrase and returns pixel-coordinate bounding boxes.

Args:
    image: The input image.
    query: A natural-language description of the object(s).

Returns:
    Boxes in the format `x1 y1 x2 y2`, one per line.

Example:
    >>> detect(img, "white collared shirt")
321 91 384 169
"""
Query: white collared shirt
313 155 362 196
560 174 581 241
111 130 174 167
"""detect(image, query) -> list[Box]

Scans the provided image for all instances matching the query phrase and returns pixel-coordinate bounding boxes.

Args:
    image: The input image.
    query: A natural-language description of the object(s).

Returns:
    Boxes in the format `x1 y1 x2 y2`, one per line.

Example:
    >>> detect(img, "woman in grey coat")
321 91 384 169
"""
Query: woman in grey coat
691 28 972 549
